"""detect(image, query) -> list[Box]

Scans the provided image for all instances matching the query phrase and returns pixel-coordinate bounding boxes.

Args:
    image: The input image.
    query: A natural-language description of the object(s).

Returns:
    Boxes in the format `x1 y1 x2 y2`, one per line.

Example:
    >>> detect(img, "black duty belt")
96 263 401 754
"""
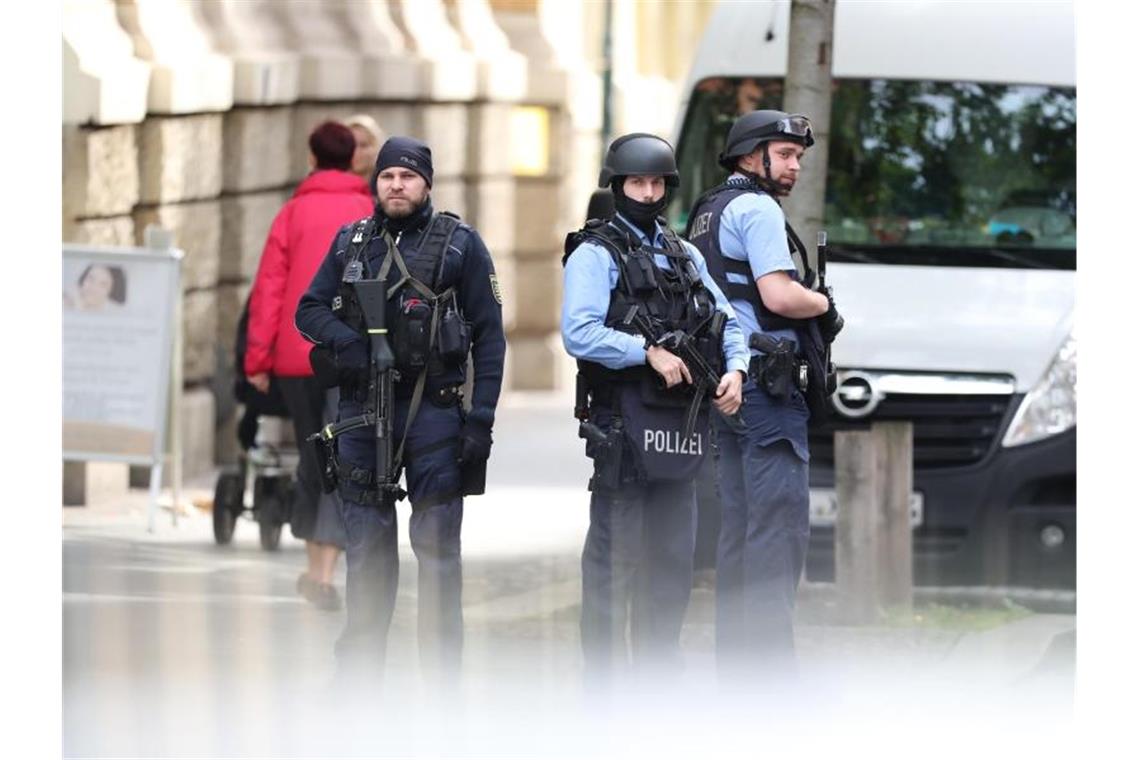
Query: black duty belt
748 353 809 393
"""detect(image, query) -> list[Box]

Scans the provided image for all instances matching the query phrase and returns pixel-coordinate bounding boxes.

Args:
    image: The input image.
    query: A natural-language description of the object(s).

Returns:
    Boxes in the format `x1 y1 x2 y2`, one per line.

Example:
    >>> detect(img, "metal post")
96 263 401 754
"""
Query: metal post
144 225 182 529
169 279 183 527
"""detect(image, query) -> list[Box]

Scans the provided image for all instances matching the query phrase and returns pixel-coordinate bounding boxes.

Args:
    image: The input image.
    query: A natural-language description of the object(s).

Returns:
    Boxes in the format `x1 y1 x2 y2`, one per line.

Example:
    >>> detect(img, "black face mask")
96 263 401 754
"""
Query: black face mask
612 184 669 239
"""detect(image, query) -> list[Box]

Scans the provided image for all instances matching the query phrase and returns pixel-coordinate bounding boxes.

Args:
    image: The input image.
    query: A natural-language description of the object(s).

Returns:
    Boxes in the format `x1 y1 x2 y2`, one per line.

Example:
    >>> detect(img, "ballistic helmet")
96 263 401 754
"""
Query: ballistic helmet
718 110 814 170
598 133 680 188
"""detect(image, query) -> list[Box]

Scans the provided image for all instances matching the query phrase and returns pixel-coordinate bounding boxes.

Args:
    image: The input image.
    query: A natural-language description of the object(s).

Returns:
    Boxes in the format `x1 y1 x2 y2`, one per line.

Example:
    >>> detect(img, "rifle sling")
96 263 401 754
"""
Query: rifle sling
375 228 458 472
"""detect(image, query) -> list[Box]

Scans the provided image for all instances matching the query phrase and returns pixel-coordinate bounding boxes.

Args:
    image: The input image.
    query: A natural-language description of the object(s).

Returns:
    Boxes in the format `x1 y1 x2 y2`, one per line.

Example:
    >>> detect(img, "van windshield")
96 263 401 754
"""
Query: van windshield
672 77 1076 269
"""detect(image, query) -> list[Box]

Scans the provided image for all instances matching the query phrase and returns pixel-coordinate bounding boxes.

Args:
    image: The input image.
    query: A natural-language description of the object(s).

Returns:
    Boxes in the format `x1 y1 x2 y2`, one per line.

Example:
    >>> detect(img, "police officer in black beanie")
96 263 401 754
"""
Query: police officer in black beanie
297 136 506 686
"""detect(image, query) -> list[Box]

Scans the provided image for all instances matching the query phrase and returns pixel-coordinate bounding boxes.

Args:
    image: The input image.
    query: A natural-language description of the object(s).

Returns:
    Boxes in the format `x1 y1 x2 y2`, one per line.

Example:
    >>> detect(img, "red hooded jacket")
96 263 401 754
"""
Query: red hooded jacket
245 170 373 378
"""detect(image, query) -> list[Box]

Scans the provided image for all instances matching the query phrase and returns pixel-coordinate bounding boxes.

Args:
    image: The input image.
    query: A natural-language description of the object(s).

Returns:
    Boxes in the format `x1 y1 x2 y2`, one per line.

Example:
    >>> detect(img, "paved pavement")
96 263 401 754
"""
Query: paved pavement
63 392 1076 758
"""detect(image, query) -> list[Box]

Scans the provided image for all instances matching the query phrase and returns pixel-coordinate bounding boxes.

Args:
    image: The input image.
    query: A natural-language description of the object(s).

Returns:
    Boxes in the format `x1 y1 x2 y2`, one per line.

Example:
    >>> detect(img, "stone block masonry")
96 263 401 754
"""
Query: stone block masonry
138 114 224 204
63 124 140 220
133 200 222 292
222 107 294 193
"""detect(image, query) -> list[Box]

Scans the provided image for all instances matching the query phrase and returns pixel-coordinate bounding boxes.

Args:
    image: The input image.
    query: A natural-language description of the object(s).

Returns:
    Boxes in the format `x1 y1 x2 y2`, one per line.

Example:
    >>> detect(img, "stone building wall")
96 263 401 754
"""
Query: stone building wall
62 0 716 501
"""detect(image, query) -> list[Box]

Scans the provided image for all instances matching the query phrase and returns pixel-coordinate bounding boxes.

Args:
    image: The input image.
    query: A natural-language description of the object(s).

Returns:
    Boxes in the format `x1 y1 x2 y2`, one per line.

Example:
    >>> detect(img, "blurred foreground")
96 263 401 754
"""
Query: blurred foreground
64 393 1075 758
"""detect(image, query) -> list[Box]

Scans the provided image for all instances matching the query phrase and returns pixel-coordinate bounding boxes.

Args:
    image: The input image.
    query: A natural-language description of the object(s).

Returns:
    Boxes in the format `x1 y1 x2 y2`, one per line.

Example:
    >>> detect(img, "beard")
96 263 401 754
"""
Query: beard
772 171 798 194
379 193 425 218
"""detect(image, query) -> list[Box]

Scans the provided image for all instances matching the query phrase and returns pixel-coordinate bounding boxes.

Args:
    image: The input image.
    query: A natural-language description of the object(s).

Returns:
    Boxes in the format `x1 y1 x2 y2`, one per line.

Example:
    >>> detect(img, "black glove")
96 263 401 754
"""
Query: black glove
818 287 844 344
309 345 340 388
335 340 369 383
458 418 493 464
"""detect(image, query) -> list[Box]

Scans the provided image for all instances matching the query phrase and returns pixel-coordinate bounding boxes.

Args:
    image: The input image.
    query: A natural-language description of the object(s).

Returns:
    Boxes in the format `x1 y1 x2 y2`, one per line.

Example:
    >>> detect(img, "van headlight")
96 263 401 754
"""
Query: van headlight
1002 334 1076 447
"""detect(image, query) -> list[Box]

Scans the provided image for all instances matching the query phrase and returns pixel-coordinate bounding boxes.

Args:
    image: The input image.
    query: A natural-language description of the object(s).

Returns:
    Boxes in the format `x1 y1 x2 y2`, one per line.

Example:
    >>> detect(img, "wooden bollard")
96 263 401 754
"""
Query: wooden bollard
834 421 914 623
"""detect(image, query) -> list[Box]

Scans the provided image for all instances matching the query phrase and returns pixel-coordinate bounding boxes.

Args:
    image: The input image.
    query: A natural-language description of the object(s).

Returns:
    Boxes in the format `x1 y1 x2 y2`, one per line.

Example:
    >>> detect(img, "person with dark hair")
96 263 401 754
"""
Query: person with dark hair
296 136 506 686
308 120 356 172
66 264 127 311
245 120 373 611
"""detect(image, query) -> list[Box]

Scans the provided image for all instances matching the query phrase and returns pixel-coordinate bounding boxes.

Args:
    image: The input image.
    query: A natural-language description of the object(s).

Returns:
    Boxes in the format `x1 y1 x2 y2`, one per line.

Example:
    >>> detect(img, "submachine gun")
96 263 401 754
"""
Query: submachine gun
624 306 742 439
308 279 407 507
816 230 841 397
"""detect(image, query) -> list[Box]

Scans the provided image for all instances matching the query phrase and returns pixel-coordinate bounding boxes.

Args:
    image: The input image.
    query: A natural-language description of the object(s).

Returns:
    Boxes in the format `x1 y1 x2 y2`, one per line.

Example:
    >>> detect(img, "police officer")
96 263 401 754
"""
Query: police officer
686 111 843 682
561 133 750 686
296 136 506 684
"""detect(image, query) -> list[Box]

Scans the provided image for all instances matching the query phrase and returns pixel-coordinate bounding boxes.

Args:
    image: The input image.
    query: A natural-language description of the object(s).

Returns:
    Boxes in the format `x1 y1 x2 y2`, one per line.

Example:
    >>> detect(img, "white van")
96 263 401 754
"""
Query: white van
673 1 1075 588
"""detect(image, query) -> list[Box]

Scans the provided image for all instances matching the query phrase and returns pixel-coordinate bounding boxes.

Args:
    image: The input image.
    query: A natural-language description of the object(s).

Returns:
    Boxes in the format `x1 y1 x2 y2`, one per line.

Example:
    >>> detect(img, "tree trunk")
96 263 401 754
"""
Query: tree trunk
782 0 835 272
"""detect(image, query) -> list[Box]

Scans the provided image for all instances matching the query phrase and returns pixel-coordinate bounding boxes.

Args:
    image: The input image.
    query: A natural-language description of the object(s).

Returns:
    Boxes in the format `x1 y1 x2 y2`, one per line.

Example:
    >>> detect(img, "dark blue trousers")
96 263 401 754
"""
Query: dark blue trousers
333 397 465 682
580 477 697 684
713 380 810 680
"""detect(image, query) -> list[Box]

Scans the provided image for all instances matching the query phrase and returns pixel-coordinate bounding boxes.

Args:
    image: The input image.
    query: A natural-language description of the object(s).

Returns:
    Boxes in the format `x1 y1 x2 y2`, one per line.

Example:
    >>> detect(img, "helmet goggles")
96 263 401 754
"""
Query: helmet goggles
742 114 814 146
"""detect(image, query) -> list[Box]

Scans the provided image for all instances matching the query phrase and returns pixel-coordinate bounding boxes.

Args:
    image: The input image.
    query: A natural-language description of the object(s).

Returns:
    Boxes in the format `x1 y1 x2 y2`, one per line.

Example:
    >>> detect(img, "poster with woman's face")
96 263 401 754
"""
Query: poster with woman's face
63 251 177 459
64 262 129 312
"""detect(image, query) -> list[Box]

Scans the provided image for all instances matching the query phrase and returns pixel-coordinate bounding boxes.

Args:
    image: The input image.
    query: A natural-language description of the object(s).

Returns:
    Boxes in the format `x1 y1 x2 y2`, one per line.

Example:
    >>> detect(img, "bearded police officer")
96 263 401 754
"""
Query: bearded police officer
296 136 506 685
561 133 750 686
686 111 844 683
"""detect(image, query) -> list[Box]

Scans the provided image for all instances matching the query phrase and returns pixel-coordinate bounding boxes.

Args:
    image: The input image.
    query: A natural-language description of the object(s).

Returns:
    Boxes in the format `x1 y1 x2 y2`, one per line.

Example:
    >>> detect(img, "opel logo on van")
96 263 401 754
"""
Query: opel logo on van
832 371 882 419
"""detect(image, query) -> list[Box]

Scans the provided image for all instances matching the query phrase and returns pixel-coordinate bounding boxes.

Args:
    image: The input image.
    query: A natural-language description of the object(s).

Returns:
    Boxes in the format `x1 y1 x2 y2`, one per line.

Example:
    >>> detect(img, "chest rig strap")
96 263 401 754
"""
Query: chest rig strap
372 212 463 468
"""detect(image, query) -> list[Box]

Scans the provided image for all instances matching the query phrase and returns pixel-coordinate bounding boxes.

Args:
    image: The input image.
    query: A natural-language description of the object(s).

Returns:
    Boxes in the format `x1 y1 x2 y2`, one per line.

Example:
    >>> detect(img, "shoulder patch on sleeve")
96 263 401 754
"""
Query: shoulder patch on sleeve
489 273 503 305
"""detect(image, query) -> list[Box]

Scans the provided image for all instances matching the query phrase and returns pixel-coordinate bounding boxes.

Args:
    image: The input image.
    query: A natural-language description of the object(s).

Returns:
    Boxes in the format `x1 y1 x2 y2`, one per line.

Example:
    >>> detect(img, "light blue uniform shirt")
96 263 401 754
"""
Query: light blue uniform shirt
719 173 799 351
561 213 750 374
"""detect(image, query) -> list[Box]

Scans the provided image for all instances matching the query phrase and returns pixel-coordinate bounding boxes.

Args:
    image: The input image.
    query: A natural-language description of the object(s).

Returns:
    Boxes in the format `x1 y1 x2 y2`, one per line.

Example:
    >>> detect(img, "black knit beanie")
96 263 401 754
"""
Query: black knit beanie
371 136 434 191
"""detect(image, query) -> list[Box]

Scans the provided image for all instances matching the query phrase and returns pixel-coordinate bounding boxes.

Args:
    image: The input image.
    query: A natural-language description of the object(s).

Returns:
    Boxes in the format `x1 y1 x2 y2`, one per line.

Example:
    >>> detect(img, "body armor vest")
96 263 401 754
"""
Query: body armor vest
563 218 720 393
564 217 725 486
333 211 470 378
685 177 812 332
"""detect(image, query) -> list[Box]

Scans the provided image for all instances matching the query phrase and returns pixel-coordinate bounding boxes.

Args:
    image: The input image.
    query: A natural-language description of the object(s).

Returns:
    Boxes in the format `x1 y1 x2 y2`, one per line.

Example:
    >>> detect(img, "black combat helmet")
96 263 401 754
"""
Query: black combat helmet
718 110 814 170
598 133 680 188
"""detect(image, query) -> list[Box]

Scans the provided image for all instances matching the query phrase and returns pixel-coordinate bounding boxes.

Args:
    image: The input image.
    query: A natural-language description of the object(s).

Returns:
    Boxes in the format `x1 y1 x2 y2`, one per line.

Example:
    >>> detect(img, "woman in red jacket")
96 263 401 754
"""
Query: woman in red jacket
245 121 374 611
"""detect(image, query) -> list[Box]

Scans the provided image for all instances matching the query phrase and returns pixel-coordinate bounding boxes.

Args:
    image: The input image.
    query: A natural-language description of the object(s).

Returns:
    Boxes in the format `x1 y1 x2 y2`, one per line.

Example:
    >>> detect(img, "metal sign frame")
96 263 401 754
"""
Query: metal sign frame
63 234 183 531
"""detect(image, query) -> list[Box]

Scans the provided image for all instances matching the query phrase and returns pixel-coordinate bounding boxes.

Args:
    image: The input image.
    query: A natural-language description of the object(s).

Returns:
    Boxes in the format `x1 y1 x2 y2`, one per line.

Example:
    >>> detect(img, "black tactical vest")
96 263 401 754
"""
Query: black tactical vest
563 218 722 485
562 217 719 392
333 211 468 377
686 177 812 331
